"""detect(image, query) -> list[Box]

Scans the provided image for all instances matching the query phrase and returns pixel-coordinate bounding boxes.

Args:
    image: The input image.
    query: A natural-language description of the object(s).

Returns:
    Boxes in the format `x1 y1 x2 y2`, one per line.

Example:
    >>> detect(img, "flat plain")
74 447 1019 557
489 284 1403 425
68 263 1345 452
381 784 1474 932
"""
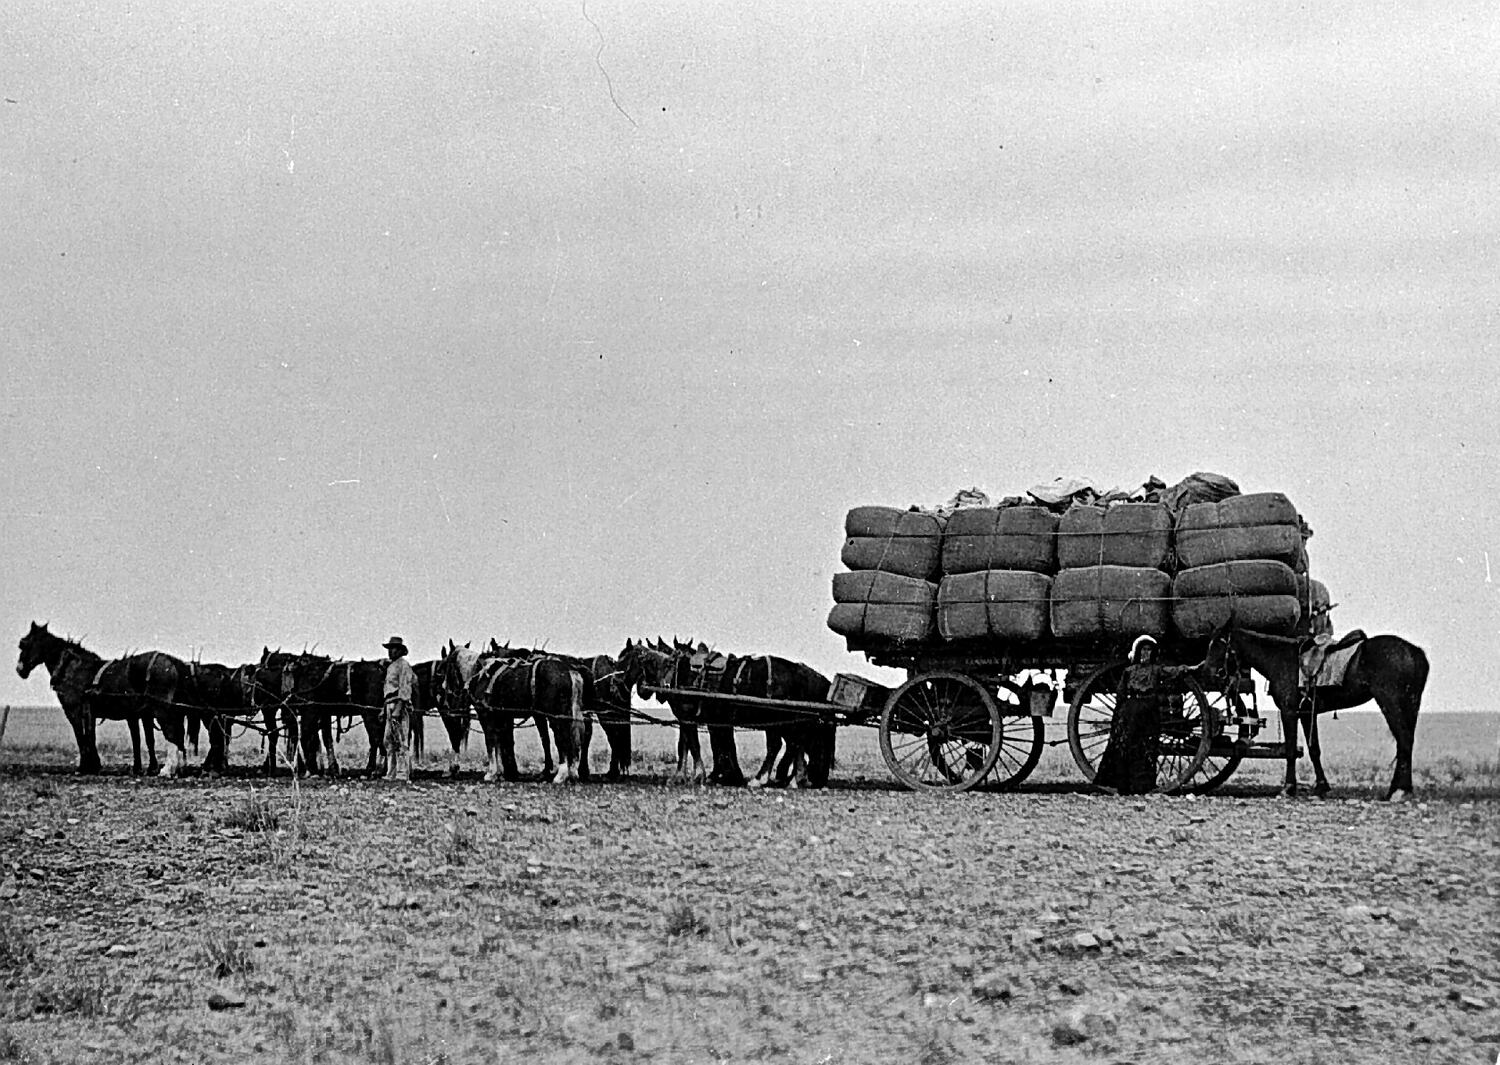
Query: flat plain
0 705 1496 1064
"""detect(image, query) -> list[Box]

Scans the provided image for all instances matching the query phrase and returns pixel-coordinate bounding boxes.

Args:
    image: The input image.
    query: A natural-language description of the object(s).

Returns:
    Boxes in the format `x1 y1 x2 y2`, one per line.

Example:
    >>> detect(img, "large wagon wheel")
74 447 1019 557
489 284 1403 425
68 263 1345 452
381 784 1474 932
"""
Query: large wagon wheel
880 672 1002 792
981 680 1046 791
1191 684 1252 794
1066 662 1217 794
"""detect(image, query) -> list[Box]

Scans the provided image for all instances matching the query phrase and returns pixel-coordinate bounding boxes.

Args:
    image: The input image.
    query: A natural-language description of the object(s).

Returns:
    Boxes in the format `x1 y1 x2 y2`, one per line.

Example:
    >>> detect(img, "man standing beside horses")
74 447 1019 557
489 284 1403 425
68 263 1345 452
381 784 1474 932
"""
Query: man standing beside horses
382 636 416 782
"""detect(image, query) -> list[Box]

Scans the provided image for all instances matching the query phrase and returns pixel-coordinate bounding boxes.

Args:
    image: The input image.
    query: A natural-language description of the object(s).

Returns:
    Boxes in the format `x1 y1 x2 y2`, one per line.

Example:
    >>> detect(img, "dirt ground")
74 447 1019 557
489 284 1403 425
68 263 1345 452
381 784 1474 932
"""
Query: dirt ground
0 711 1497 1064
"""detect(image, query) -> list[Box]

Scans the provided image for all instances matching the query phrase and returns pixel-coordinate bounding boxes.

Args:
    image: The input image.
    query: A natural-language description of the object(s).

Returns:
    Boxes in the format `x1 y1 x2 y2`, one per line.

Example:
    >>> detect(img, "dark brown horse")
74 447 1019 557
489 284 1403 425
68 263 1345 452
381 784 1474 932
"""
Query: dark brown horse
1211 628 1429 800
454 645 589 783
15 622 186 775
277 653 387 777
617 639 834 788
179 662 258 774
490 642 633 781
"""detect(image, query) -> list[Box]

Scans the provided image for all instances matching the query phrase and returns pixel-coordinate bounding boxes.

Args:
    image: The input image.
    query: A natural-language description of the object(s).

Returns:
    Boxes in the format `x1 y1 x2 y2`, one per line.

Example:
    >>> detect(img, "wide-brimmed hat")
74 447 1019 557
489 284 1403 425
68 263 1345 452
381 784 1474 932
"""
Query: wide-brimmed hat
382 636 408 653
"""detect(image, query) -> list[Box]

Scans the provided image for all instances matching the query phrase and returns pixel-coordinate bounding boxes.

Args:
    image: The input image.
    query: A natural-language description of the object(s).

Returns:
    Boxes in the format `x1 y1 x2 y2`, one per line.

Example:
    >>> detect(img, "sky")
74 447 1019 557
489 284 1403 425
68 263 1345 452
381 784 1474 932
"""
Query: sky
3 0 1496 712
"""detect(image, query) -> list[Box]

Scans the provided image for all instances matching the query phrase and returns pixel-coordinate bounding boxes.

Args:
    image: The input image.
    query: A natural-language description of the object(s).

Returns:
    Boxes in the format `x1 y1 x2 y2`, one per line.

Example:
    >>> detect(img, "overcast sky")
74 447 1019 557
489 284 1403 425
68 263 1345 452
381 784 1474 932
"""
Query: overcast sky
3 1 1496 713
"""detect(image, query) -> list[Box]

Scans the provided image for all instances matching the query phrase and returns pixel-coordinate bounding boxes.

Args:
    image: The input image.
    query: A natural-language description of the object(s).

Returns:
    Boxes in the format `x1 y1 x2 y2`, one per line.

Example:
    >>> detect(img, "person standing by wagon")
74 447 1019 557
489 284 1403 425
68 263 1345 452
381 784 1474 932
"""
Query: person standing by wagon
1095 635 1199 795
382 636 417 782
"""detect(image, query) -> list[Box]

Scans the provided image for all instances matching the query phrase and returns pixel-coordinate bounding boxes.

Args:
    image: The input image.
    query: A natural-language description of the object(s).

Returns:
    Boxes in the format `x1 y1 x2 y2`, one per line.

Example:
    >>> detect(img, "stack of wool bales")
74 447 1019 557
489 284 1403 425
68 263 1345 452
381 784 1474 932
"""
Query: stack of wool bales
1049 503 1174 640
828 507 943 644
936 507 1057 641
1171 493 1304 637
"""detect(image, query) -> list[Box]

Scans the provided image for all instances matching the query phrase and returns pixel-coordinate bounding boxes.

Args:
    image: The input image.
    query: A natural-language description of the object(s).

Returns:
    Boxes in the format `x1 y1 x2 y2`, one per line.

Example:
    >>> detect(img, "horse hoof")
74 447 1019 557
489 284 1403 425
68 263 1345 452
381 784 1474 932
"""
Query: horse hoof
1278 786 1297 799
1313 783 1331 799
1387 789 1411 804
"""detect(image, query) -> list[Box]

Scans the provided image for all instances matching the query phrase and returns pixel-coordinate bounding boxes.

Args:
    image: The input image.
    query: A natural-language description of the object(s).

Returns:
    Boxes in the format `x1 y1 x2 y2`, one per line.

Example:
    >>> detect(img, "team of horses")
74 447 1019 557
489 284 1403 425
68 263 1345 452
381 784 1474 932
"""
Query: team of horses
12 623 842 789
15 620 1430 799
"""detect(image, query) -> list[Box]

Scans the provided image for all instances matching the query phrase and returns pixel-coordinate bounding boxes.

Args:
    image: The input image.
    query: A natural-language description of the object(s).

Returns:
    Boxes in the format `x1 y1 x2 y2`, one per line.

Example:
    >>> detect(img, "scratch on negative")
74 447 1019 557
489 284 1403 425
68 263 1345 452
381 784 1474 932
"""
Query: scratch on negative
582 0 637 128
328 479 361 486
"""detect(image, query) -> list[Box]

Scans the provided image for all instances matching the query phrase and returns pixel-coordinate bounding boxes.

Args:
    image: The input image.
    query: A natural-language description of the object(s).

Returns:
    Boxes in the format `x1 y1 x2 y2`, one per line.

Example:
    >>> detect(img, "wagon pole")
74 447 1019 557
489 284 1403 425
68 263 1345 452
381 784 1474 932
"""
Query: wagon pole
0 705 9 760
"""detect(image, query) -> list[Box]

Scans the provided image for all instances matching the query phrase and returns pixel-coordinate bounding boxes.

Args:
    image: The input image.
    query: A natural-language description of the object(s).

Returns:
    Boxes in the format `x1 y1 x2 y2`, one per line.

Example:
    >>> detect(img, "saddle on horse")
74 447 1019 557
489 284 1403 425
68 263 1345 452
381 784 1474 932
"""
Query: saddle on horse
1301 629 1367 689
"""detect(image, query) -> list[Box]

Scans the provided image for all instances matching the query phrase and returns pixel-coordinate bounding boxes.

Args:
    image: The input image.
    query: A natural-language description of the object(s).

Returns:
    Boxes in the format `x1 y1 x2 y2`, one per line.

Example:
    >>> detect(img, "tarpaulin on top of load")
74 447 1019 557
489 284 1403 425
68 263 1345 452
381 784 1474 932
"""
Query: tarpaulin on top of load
1161 472 1240 517
1027 476 1105 508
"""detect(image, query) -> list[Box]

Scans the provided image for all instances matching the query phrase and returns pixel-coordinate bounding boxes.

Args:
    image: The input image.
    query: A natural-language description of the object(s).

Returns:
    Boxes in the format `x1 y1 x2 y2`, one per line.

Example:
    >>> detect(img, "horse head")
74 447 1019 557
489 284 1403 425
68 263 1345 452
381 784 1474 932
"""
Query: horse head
17 621 58 679
618 638 670 701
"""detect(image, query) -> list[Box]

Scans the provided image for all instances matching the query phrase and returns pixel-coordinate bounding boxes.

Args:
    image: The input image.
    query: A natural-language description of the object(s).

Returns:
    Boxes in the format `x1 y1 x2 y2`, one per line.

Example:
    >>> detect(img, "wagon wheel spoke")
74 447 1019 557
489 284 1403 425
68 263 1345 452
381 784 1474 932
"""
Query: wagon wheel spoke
1153 678 1217 794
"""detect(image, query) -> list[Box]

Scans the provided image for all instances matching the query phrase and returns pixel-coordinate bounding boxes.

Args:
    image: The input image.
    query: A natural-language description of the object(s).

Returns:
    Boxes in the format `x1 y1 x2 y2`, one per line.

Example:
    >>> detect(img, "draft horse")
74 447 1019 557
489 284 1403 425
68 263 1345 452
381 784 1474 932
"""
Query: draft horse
617 638 834 788
1211 628 1429 801
15 622 184 776
436 643 590 783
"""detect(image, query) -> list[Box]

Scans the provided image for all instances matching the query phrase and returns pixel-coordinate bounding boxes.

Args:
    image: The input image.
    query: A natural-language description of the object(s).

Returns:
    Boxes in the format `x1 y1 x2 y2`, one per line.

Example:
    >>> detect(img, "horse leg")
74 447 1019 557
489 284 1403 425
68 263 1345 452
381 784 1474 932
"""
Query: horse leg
1379 688 1419 803
708 725 745 787
748 732 782 789
444 710 467 778
156 708 188 780
498 717 521 782
363 711 382 777
478 715 501 783
536 717 557 782
144 712 161 776
601 712 631 780
126 715 143 775
1278 698 1300 797
64 700 100 775
1303 707 1330 797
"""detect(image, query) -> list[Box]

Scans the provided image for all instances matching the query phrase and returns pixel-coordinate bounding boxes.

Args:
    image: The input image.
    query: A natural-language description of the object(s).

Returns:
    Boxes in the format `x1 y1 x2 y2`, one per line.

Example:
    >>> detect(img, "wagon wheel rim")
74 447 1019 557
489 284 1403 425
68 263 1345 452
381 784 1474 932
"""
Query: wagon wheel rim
979 681 1045 791
880 672 1002 792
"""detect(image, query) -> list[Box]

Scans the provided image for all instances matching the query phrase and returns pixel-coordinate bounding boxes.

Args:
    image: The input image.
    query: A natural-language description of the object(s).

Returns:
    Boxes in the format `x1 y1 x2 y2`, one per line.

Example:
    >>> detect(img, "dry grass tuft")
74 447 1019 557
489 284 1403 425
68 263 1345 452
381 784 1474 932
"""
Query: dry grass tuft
202 933 255 980
664 899 709 939
220 789 279 832
442 818 476 866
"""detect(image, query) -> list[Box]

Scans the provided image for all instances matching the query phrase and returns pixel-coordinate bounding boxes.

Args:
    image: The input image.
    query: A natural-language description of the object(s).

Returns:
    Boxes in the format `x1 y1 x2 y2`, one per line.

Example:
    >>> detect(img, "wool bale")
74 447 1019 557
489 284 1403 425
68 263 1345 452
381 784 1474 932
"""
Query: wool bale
1172 595 1301 639
937 570 1052 641
841 507 944 580
941 506 1058 575
1175 492 1304 569
828 570 937 643
1049 566 1172 640
1172 560 1298 599
1057 503 1173 570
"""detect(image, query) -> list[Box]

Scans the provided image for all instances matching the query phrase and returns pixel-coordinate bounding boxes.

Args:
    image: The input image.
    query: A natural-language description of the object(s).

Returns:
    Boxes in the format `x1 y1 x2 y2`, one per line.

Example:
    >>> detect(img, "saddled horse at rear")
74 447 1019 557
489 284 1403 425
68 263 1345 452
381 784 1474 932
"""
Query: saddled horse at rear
15 622 186 776
1210 627 1429 801
617 638 834 788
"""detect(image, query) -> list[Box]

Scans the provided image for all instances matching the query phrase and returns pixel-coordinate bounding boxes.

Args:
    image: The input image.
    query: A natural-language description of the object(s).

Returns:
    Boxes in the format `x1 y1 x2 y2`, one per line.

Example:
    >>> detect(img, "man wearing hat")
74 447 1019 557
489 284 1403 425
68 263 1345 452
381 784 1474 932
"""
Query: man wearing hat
382 636 417 782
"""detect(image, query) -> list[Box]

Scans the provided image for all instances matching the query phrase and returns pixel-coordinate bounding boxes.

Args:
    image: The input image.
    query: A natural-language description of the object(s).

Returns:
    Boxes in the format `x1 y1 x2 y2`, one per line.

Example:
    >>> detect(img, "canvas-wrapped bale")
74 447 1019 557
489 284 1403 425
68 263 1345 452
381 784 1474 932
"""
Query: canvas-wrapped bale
841 506 944 581
937 570 1052 641
941 506 1058 575
1172 559 1301 638
1056 503 1173 570
828 570 937 644
1174 492 1306 570
1049 566 1172 640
